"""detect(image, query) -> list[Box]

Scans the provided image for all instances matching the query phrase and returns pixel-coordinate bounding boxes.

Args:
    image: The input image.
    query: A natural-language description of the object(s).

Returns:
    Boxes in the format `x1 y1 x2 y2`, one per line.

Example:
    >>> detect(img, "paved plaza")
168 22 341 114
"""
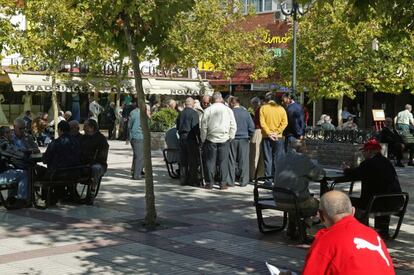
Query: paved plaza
0 140 413 274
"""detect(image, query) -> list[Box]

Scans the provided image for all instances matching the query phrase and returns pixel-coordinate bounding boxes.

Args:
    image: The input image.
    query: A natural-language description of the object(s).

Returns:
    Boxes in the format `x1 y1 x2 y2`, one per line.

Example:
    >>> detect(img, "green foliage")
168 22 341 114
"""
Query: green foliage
9 0 92 76
168 0 275 79
149 108 178 132
277 0 414 100
0 1 19 63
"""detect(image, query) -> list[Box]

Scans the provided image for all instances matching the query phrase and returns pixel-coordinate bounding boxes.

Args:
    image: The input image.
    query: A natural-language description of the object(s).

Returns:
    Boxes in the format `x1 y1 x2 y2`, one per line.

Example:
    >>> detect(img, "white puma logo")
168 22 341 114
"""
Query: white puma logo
353 236 390 266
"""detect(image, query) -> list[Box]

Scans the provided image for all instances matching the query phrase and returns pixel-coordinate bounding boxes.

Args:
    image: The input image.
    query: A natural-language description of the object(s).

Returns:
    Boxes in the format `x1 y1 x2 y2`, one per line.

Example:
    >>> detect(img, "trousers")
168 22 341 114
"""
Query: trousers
0 169 28 199
228 139 250 186
249 129 264 180
203 140 230 187
262 138 284 183
130 138 144 180
179 138 199 186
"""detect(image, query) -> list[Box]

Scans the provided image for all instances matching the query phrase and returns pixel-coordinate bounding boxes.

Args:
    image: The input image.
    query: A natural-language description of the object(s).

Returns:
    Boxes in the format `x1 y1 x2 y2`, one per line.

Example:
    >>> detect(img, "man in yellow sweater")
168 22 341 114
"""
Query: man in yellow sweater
259 92 288 185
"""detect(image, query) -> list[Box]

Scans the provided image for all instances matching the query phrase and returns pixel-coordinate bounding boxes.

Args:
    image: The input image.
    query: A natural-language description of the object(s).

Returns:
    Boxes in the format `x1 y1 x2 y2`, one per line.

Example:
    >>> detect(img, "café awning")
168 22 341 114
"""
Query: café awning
146 78 213 96
6 72 212 95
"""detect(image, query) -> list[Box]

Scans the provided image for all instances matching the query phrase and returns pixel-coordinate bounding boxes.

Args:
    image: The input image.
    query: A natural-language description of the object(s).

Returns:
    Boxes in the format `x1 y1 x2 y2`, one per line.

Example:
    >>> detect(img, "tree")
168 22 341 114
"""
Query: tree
168 0 275 80
0 1 20 64
82 0 195 228
277 0 414 101
12 0 91 136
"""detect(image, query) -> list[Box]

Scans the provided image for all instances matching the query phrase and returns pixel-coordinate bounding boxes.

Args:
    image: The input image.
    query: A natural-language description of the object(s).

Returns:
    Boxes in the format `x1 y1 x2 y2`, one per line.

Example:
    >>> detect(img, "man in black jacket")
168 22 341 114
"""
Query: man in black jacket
176 97 200 186
343 139 402 238
80 119 109 202
106 102 117 140
380 117 406 167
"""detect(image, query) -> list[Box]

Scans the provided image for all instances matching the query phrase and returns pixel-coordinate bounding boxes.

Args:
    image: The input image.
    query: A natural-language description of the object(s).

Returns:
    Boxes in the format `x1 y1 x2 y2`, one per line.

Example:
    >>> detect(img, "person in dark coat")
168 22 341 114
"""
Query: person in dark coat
228 96 254 186
43 121 81 171
343 139 402 238
106 102 117 140
380 117 406 167
176 97 200 186
80 119 109 203
281 93 305 150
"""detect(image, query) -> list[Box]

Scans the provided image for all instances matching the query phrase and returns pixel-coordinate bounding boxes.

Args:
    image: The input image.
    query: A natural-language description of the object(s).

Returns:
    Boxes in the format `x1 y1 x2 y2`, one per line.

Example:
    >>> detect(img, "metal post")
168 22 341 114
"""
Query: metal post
292 5 298 98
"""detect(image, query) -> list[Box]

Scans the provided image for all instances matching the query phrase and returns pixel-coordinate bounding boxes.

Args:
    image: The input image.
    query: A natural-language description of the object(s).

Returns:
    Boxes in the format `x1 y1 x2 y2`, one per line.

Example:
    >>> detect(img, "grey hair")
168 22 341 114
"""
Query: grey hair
212 92 223 103
320 191 353 220
185 97 194 107
251 97 261 105
14 118 25 128
405 104 412 110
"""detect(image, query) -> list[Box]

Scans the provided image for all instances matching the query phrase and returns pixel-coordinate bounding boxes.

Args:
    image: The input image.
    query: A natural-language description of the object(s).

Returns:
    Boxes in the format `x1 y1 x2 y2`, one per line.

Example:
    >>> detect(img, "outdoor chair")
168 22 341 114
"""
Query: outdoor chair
0 180 19 210
33 165 99 209
253 176 287 234
162 148 180 179
253 176 316 243
362 192 409 240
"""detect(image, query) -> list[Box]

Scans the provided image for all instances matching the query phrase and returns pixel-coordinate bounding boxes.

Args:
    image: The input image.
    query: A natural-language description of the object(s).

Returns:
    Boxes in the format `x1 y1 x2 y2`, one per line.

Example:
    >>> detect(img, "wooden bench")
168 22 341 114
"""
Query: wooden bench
32 165 101 209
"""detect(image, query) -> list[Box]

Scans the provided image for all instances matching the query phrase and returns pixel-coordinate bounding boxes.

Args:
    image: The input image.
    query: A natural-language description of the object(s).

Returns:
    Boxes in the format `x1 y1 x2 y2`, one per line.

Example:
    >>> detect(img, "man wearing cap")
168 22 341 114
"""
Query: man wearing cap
343 139 402 238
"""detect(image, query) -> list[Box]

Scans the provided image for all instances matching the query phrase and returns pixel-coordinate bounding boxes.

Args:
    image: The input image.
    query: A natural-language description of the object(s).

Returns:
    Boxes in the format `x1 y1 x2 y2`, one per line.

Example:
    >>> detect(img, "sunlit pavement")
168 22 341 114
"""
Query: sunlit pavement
0 140 412 274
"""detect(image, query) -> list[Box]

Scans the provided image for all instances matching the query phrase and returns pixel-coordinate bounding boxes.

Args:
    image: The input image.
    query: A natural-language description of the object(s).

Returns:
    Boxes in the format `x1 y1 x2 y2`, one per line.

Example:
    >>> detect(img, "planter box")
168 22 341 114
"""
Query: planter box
305 140 388 167
150 132 166 151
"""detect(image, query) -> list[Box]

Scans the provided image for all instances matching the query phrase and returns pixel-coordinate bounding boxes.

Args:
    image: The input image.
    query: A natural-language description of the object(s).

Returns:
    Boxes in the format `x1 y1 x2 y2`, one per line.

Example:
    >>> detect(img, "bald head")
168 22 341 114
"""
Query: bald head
320 191 354 227
185 97 195 108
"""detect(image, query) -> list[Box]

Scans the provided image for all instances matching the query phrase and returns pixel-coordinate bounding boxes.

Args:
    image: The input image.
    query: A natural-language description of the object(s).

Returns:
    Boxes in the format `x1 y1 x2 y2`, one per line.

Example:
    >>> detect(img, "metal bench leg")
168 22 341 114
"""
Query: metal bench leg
392 213 405 240
255 205 287 233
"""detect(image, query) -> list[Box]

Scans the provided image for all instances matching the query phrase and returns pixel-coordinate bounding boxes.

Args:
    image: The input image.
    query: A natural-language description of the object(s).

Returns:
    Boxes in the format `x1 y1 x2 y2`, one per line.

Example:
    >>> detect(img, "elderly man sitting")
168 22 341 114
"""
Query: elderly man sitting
80 119 109 204
303 191 395 274
0 126 29 209
274 140 325 241
343 139 402 239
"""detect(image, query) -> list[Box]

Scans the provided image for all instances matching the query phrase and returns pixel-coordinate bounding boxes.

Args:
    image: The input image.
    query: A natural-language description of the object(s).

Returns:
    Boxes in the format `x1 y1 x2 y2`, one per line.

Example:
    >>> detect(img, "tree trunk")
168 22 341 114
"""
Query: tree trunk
115 57 124 139
51 75 58 139
123 15 157 228
337 95 343 127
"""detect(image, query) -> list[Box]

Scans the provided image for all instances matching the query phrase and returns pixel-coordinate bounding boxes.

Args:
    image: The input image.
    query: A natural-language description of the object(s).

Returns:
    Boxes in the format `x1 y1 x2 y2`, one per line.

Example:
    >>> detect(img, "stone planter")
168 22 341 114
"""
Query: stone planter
305 140 388 167
150 132 166 151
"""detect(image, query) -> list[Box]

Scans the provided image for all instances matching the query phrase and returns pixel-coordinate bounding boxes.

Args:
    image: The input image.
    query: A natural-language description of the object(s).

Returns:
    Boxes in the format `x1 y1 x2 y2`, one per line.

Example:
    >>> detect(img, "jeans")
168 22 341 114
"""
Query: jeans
130 138 144 180
0 169 28 199
262 138 284 184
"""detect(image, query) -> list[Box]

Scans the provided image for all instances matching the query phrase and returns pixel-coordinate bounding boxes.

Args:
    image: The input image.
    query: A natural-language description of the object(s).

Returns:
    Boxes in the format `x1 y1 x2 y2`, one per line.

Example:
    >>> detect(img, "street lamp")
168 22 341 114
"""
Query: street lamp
278 0 313 100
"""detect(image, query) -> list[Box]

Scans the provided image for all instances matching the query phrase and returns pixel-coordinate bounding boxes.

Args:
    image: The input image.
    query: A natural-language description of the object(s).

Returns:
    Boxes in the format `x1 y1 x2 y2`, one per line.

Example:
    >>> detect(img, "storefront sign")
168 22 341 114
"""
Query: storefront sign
270 48 288 57
170 89 203 96
24 84 89 92
198 61 215 71
263 33 290 45
139 65 186 78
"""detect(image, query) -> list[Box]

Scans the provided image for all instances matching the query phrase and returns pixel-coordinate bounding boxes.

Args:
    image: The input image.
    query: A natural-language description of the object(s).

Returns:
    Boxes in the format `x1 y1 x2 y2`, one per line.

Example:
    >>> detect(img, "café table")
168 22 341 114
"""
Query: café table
319 170 358 196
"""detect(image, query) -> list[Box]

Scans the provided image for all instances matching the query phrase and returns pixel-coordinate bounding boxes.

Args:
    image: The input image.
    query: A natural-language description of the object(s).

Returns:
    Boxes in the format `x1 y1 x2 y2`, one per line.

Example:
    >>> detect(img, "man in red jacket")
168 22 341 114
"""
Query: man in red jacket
303 190 395 275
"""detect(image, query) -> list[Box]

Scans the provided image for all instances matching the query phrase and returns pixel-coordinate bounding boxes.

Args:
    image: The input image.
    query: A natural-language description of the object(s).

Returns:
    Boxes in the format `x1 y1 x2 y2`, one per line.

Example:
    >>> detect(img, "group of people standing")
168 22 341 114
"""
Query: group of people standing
174 91 306 189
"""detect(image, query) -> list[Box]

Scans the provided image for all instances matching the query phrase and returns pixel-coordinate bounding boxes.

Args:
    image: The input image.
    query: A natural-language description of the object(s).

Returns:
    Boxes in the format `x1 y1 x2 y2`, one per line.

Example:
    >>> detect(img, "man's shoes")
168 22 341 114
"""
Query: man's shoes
263 181 273 188
220 184 228 190
396 162 405 168
204 184 213 190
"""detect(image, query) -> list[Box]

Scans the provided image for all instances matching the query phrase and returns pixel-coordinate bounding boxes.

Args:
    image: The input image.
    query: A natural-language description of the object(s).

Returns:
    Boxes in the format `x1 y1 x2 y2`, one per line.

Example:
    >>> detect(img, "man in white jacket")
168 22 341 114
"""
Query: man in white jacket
201 92 237 190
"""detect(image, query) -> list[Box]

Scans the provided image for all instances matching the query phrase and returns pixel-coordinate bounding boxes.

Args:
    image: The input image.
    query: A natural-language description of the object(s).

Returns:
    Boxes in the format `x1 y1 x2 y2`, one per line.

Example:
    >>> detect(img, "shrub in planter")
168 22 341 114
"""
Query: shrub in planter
149 108 178 132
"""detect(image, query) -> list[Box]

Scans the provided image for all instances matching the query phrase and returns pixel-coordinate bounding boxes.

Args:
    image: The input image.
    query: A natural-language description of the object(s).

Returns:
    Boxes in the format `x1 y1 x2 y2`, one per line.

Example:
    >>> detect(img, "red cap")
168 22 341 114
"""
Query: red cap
360 139 382 151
